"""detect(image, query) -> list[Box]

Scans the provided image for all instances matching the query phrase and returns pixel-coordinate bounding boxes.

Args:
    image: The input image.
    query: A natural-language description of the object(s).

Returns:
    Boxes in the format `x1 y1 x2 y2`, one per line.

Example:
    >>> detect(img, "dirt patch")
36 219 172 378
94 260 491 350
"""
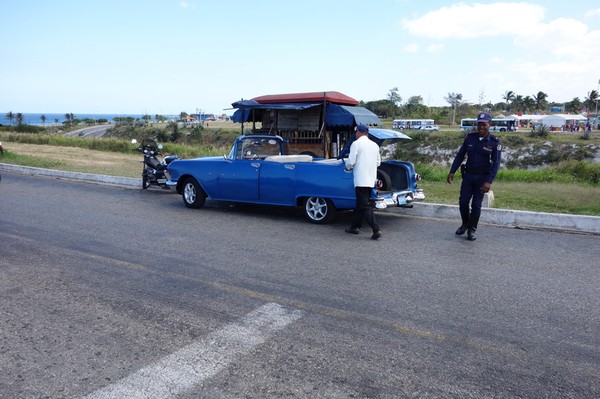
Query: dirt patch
6 143 136 165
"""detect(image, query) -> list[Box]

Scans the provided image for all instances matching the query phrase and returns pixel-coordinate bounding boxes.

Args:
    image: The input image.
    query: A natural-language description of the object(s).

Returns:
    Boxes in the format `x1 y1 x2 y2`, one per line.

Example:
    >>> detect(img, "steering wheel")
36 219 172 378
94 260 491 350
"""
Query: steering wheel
244 150 259 160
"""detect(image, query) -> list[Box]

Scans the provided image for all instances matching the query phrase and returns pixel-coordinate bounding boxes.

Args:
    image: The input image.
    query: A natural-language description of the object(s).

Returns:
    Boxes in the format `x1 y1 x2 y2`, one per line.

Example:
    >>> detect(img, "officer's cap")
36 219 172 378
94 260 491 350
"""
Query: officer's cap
476 112 493 123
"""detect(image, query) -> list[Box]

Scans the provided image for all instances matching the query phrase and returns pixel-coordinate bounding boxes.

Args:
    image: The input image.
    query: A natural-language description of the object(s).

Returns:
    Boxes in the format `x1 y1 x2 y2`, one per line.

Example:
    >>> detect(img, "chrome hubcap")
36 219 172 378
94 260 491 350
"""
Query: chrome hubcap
184 183 196 204
306 197 327 221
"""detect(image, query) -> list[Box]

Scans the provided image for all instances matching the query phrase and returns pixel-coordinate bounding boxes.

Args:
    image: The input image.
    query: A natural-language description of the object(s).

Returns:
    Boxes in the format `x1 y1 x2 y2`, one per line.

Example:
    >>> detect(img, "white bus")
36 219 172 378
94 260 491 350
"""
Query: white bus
392 119 434 129
460 118 516 132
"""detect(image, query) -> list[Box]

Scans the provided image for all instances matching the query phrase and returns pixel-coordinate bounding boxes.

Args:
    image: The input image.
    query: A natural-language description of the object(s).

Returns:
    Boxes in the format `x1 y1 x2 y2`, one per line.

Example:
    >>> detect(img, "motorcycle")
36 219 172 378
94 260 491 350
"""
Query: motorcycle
131 138 180 189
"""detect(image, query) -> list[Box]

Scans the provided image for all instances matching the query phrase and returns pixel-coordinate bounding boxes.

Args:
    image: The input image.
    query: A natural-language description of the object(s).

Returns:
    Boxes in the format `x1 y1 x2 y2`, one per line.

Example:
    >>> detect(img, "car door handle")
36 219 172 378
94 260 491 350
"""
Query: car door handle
251 163 260 168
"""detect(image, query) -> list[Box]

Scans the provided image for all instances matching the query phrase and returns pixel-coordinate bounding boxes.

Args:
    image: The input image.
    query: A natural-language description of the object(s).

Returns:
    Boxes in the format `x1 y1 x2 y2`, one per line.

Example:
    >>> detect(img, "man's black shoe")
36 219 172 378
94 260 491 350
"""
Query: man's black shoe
455 225 468 235
345 227 360 235
371 231 382 240
467 228 477 241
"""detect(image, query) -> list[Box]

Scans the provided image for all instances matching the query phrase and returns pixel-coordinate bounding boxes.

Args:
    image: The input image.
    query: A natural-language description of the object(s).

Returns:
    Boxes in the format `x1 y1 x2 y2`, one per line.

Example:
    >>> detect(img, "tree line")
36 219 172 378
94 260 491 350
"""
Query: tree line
361 87 600 125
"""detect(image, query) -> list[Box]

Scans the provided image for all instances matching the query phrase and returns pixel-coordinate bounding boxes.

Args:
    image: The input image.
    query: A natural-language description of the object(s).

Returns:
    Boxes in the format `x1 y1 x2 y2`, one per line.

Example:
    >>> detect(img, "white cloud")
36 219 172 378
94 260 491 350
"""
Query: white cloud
403 43 420 53
400 2 546 39
584 8 600 18
179 1 196 9
427 43 444 53
400 2 600 102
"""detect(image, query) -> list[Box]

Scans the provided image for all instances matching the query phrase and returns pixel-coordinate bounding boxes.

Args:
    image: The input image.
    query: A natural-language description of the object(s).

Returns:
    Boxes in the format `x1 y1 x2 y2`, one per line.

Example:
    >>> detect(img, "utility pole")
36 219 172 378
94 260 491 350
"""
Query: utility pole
595 79 599 128
452 100 457 126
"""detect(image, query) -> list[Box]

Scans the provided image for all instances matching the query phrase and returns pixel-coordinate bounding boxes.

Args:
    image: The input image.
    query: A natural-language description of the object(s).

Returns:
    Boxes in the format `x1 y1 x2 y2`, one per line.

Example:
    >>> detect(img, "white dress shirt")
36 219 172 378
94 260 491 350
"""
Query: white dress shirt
345 135 381 187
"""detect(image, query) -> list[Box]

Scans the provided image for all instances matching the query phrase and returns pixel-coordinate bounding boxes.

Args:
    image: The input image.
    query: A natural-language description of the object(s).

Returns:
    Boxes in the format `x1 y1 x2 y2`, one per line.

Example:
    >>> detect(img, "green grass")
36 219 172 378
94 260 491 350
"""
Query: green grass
419 180 600 216
0 132 230 158
0 150 68 170
415 160 600 215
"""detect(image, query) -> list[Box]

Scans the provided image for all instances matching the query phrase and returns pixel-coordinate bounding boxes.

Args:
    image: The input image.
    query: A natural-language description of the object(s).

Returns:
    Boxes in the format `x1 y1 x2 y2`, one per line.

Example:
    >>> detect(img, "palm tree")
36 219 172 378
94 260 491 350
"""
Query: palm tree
513 95 524 113
523 96 536 113
532 91 548 112
444 92 463 126
565 97 582 114
64 113 75 125
5 111 14 126
502 90 516 111
584 90 598 112
40 114 47 127
16 113 24 125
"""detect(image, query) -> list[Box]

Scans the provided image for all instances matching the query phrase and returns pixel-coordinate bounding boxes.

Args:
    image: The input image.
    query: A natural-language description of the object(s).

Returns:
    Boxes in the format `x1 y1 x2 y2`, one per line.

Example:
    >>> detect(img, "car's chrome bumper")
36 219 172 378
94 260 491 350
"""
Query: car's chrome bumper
374 189 425 209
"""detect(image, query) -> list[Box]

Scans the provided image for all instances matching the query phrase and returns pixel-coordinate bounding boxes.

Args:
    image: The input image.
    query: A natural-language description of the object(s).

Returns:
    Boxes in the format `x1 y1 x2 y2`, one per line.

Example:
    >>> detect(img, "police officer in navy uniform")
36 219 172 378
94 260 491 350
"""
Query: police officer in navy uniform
447 112 501 241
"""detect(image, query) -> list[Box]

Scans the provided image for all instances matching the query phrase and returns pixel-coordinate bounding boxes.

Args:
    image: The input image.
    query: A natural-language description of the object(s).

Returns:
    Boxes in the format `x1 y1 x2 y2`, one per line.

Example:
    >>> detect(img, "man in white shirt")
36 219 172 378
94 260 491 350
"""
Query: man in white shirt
344 124 382 240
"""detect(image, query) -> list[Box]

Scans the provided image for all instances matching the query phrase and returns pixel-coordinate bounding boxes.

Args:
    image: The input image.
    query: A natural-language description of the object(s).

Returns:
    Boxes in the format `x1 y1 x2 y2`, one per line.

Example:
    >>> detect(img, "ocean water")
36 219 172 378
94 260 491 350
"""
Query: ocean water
0 113 175 126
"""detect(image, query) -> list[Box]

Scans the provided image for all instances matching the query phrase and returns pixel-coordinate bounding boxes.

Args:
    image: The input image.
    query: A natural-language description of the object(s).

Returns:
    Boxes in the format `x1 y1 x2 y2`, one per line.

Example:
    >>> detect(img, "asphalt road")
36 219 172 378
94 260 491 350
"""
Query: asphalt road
64 125 113 138
1 172 599 398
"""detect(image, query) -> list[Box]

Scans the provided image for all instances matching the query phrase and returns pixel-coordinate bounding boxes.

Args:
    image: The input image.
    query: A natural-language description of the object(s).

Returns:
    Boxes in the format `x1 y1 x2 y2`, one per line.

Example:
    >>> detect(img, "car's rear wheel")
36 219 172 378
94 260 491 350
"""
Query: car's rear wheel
182 178 206 209
303 196 336 224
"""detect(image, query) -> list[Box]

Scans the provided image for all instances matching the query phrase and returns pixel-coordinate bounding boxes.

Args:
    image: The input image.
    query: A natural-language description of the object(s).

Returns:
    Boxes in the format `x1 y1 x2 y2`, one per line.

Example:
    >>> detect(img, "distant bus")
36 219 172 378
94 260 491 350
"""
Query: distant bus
392 119 434 129
197 113 216 121
460 118 516 132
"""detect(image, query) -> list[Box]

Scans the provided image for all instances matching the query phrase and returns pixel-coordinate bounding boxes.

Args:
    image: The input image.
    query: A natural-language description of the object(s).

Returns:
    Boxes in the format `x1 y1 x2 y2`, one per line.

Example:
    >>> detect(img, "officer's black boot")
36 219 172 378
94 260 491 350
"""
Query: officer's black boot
467 228 477 241
455 225 468 235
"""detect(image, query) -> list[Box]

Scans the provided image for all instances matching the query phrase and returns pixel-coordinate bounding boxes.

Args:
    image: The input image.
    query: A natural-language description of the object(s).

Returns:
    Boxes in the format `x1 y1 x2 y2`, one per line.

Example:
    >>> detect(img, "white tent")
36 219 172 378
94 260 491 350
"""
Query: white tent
540 114 587 129
508 114 543 128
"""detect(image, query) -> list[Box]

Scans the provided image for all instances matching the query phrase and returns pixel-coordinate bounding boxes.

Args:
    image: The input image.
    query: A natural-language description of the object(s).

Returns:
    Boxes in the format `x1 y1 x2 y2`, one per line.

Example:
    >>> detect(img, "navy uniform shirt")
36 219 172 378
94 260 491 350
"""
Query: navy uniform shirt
450 132 502 183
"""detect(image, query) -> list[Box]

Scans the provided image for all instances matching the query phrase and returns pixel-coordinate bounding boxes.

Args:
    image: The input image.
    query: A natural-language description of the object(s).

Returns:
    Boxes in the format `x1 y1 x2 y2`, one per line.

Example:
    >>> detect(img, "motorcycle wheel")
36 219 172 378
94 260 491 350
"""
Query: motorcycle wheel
142 173 150 189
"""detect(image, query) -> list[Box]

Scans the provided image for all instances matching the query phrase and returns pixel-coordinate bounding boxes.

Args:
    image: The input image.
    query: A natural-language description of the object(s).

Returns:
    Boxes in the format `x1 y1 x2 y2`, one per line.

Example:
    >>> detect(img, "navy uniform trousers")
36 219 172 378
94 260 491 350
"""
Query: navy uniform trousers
459 172 487 230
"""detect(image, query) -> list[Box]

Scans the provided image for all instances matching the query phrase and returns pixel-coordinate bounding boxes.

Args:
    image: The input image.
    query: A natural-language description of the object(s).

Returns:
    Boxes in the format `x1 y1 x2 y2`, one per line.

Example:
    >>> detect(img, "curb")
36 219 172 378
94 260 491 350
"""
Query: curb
2 162 599 234
389 203 600 235
0 163 140 188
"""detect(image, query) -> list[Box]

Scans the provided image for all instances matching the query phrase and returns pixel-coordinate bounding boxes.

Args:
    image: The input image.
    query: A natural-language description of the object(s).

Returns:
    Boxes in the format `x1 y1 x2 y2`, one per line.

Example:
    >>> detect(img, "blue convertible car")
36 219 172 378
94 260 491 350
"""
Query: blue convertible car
166 129 424 223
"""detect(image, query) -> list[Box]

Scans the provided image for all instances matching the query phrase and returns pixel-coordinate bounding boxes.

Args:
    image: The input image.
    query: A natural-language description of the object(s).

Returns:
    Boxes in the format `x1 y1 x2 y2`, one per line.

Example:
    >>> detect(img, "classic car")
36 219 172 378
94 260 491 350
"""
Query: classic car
166 129 424 224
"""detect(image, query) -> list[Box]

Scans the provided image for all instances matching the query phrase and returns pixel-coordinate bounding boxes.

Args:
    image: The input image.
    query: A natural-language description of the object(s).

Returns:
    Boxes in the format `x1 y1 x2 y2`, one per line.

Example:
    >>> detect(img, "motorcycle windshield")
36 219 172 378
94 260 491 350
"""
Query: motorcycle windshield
142 138 158 148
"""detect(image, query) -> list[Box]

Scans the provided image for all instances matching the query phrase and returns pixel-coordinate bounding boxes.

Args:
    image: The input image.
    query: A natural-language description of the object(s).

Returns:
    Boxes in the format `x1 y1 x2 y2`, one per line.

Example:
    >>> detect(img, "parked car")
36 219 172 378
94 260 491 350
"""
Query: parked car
166 129 424 224
419 124 440 131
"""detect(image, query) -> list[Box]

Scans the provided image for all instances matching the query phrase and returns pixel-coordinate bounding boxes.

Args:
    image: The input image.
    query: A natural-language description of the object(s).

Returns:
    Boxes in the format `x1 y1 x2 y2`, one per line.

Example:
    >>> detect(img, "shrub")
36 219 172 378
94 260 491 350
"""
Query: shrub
528 124 550 138
4 124 45 133
554 160 600 185
580 130 591 140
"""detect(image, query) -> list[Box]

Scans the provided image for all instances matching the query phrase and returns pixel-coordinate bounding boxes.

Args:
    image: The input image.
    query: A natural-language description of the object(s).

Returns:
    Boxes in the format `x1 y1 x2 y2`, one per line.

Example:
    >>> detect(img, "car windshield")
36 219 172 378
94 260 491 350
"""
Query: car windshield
234 137 282 160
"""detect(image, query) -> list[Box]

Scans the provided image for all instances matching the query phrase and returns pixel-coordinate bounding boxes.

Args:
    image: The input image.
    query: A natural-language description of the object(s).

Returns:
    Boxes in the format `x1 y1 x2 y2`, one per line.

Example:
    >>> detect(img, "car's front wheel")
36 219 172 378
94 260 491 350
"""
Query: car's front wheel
182 178 206 209
303 196 336 224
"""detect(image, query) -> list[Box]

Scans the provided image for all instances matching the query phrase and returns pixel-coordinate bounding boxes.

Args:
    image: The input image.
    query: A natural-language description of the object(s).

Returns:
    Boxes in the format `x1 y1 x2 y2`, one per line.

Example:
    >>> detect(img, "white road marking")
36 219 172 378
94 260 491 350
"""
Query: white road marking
83 303 303 399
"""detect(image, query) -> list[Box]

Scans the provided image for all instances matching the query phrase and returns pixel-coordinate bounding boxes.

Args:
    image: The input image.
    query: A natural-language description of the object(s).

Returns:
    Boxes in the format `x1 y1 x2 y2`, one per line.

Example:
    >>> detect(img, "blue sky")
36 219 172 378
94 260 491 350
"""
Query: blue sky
1 0 599 116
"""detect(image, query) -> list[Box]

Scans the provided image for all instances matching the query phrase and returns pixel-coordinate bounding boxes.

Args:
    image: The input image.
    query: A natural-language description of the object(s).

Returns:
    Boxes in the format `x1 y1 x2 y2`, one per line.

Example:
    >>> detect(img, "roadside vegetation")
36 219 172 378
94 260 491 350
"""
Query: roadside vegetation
1 121 599 216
